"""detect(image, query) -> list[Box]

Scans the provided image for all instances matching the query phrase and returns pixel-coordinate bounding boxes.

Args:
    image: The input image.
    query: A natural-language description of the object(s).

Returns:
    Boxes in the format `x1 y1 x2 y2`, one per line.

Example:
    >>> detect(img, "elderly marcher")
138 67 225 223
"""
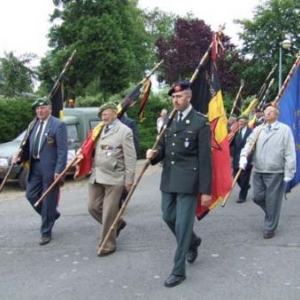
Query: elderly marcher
239 103 296 239
14 97 68 245
87 102 136 256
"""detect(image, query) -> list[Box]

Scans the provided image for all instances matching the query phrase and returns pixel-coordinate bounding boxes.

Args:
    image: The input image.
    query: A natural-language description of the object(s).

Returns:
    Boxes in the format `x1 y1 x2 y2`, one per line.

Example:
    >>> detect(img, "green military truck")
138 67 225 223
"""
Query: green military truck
0 107 99 189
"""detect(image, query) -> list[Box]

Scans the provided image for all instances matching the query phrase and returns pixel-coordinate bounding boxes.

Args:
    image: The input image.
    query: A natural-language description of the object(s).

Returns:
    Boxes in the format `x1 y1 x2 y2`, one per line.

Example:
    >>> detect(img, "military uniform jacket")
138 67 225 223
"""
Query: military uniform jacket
152 109 212 194
89 120 136 186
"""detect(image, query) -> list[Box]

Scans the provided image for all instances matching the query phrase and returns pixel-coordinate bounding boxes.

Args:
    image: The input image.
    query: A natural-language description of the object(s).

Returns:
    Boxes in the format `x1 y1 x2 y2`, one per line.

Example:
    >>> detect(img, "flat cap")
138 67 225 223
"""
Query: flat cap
168 80 191 96
31 97 51 109
237 114 249 121
98 102 118 116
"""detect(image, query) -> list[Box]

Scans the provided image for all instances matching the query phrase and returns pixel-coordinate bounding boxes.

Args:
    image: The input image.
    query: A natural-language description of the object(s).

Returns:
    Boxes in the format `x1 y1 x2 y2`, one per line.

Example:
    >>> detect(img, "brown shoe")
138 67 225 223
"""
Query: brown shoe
39 236 51 246
97 249 116 257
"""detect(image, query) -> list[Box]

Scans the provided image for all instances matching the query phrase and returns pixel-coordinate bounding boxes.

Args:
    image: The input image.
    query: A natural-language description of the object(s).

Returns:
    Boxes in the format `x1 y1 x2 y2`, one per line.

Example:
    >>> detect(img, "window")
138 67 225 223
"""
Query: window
67 124 79 146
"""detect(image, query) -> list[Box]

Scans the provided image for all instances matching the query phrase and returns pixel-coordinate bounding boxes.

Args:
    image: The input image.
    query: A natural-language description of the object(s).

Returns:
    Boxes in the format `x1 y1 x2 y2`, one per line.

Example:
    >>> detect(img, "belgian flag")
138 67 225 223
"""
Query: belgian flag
191 53 232 220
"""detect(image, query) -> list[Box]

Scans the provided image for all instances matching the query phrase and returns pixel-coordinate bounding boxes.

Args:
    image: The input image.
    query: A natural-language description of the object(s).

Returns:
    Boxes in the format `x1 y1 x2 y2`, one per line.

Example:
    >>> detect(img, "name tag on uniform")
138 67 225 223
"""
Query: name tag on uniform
184 139 189 148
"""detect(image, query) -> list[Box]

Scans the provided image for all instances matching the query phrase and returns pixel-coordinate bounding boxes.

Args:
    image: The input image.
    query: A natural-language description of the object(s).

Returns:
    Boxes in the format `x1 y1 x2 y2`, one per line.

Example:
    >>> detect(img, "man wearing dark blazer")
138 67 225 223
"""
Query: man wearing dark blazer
231 114 253 203
146 81 212 288
17 98 68 245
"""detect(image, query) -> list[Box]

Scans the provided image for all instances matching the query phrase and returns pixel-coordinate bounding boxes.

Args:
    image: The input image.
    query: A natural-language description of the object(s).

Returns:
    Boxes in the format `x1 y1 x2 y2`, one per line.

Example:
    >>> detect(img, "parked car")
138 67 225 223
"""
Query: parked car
0 107 100 189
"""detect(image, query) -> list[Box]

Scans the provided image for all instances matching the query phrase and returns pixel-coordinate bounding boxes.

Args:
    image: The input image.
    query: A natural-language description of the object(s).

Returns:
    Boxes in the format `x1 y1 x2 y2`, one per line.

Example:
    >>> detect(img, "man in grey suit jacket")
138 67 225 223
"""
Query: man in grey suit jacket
16 97 68 246
146 81 212 288
87 102 136 256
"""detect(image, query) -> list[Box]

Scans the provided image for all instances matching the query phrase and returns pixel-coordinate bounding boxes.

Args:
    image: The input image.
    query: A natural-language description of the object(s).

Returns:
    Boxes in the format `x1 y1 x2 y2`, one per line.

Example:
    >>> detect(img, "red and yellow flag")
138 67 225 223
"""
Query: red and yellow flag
74 80 152 178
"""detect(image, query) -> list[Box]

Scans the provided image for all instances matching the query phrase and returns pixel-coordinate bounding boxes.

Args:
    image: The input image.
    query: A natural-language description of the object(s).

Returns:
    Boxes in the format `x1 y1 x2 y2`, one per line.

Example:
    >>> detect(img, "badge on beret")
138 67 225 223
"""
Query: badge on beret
174 85 182 92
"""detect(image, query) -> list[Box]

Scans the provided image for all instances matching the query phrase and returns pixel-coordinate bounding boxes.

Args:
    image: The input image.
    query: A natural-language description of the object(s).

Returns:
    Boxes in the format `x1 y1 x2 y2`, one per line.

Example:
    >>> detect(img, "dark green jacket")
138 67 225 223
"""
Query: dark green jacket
152 109 212 194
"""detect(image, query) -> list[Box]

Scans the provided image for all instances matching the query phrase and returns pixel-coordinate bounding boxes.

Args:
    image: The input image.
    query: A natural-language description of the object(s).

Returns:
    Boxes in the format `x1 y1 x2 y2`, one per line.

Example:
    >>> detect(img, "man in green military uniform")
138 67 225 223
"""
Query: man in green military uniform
146 81 212 287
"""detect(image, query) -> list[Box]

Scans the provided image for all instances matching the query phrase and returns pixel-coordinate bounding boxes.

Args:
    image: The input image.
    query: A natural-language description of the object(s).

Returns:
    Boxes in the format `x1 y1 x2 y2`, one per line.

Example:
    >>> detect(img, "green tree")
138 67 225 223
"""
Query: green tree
39 0 152 100
0 52 36 97
235 0 300 97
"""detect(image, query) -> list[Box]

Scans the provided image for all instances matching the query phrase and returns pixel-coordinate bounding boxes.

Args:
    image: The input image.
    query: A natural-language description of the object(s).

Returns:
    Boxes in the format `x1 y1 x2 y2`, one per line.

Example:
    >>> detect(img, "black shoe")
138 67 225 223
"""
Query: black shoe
116 220 127 237
236 199 246 203
187 237 202 263
263 231 275 239
55 211 61 220
39 236 51 246
164 274 186 287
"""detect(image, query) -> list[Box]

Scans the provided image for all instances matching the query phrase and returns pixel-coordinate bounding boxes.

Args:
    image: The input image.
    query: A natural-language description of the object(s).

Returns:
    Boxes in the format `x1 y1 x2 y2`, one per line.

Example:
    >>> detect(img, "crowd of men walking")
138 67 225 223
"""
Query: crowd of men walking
12 81 296 288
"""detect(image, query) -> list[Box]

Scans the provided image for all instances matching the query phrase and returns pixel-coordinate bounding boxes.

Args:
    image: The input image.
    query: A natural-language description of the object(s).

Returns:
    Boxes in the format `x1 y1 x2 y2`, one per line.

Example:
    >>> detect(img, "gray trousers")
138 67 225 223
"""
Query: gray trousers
161 192 198 276
252 172 285 233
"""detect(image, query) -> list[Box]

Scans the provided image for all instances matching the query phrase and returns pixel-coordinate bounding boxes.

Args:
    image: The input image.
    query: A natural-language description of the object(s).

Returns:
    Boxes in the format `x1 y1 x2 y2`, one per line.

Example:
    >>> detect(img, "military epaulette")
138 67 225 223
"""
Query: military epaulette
196 111 209 119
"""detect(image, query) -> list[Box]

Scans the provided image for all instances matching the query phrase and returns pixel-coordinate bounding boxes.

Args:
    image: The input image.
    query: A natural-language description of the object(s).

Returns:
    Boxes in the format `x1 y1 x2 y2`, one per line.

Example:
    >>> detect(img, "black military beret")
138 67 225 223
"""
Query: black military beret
168 80 191 96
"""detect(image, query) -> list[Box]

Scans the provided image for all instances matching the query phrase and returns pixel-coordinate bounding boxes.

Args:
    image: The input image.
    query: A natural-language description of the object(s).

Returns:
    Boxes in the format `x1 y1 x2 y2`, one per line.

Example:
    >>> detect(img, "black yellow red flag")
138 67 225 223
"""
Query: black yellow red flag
191 53 232 220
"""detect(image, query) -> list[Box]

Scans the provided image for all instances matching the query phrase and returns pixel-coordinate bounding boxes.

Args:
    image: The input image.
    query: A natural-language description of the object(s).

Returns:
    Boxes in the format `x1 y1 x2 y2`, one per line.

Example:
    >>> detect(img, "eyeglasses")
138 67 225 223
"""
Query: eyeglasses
264 110 277 115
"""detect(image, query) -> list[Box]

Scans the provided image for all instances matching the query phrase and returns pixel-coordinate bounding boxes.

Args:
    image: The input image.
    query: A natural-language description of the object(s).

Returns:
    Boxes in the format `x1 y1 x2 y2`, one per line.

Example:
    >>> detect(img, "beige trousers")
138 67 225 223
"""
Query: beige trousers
88 182 123 252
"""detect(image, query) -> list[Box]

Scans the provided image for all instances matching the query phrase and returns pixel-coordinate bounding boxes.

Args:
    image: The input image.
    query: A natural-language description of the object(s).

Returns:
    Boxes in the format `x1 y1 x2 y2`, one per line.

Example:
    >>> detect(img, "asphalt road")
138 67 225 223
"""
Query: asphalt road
0 161 300 300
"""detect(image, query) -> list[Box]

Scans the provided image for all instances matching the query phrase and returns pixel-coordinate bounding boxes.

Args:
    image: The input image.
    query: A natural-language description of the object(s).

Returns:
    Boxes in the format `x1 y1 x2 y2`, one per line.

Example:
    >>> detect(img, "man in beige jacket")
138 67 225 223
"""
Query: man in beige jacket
88 102 136 256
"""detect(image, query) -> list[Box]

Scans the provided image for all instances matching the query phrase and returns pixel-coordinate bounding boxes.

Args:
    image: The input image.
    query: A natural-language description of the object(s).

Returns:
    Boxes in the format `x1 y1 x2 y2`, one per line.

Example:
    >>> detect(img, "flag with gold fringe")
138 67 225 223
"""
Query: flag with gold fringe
138 79 152 121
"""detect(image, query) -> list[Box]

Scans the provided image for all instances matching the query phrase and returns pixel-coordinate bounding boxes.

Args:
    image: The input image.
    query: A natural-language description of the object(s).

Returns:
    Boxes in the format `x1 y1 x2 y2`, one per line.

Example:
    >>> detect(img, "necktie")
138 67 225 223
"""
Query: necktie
238 129 242 140
268 124 272 131
33 121 44 158
104 125 110 134
178 113 183 122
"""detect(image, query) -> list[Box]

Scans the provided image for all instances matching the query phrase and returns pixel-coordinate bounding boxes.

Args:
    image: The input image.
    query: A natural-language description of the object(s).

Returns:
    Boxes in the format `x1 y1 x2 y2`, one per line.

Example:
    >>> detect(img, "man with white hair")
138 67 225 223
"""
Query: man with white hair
239 102 296 239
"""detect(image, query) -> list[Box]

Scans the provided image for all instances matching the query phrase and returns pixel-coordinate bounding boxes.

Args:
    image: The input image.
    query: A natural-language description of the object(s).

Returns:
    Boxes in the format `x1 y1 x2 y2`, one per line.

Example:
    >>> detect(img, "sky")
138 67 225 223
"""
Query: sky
0 0 263 61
